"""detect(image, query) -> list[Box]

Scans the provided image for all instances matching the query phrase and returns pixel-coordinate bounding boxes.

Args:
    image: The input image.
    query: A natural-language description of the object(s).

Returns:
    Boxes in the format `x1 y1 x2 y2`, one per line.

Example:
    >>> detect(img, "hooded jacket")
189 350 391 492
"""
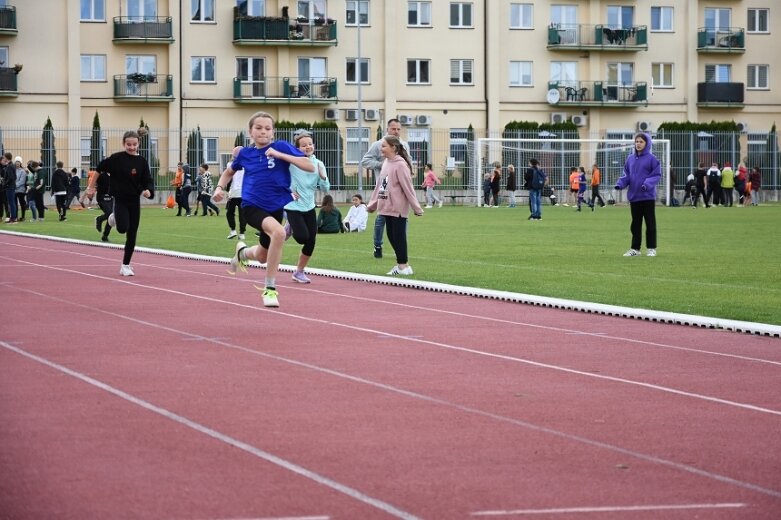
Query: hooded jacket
616 132 661 203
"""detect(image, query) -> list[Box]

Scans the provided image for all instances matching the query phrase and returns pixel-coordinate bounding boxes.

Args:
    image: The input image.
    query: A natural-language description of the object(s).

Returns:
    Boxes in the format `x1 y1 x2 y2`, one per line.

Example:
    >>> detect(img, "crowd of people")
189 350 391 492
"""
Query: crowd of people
683 158 761 208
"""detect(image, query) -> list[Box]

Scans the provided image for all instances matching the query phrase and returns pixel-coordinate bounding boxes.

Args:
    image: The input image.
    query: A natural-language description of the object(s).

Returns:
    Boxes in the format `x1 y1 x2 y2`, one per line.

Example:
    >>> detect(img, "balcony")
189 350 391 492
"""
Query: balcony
0 67 18 96
113 74 174 101
113 17 174 43
233 76 337 104
697 82 745 108
697 27 745 53
233 16 337 46
547 24 647 51
0 5 16 35
547 80 648 107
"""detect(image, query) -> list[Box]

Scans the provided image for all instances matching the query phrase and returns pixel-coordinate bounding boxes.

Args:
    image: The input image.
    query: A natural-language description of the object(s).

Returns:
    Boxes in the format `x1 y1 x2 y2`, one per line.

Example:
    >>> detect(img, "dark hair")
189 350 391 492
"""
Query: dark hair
321 194 335 212
71 168 78 174
201 163 209 170
386 118 400 127
425 163 433 170
529 158 539 166
383 135 413 171
352 193 363 203
56 161 64 168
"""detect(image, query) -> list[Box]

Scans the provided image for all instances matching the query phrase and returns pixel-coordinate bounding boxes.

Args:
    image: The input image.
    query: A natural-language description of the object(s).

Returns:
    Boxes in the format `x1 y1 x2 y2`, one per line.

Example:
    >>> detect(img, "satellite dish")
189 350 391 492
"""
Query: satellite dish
546 88 561 104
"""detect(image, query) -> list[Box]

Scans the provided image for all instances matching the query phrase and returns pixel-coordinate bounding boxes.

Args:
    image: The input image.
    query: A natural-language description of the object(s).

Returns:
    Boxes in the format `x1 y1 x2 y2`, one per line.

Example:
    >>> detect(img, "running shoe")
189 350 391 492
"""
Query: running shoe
386 265 414 276
291 270 311 284
228 241 248 274
108 213 115 228
119 264 134 276
95 216 102 232
623 249 641 257
646 248 657 257
254 286 280 307
227 230 237 239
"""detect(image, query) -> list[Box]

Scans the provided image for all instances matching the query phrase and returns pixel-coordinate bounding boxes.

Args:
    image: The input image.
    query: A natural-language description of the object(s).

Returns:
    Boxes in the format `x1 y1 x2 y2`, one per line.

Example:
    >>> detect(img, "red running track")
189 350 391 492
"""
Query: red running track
1 233 780 519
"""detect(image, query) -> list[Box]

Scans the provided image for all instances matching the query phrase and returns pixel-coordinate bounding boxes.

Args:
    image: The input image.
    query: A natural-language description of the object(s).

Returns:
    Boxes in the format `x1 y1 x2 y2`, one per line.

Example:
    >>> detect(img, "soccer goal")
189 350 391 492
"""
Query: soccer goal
474 137 672 206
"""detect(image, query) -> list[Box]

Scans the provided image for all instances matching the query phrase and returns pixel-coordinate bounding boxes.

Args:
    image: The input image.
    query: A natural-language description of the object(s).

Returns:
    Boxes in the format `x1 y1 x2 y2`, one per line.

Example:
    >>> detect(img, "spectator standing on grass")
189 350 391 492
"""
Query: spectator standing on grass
361 118 409 259
734 159 747 206
14 157 28 221
692 162 709 208
684 172 696 206
489 162 501 208
2 152 18 223
615 132 661 257
25 162 37 221
284 131 330 284
720 161 735 207
198 164 220 217
526 158 546 221
482 172 492 206
0 154 11 222
93 162 113 242
51 161 69 221
180 163 193 216
33 162 46 221
566 166 579 206
576 166 591 212
212 111 316 308
505 164 517 208
172 162 184 215
225 157 247 240
706 162 722 206
317 194 343 234
367 135 424 276
343 194 368 232
89 128 154 276
421 163 443 208
590 163 605 208
749 166 761 206
68 168 81 209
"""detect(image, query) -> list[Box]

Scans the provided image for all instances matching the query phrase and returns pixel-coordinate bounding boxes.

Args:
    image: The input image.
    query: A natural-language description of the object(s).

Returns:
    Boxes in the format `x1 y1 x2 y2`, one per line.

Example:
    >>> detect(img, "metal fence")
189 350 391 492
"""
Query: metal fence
0 126 777 203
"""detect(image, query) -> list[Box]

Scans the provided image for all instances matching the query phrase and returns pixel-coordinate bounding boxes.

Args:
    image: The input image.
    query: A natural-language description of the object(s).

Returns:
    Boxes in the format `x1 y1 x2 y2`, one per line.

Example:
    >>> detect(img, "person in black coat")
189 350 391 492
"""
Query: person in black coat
51 161 70 221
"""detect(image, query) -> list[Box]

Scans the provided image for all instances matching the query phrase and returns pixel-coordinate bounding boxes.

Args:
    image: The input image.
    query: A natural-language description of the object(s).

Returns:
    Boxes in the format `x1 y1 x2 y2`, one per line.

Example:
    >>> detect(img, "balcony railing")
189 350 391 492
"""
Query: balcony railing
547 80 648 107
697 82 745 107
233 76 337 103
547 24 647 51
0 5 16 34
0 67 18 95
233 16 337 46
697 27 745 53
113 74 174 101
113 17 174 43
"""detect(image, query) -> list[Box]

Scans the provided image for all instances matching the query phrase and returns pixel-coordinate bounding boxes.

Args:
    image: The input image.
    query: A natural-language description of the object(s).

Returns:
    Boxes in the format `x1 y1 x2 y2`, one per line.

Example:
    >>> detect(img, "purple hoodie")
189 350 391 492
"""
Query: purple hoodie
615 132 661 203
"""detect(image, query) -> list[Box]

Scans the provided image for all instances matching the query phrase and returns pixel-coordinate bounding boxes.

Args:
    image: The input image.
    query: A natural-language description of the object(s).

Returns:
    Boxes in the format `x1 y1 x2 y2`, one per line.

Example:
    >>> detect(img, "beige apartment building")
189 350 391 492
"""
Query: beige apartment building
0 0 779 174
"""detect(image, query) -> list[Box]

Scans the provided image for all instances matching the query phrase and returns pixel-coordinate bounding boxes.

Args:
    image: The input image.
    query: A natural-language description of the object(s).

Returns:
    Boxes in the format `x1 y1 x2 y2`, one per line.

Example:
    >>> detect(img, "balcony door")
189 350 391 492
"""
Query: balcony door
237 57 265 97
126 0 157 21
607 62 635 101
297 0 327 20
704 8 731 46
125 55 156 95
298 57 326 98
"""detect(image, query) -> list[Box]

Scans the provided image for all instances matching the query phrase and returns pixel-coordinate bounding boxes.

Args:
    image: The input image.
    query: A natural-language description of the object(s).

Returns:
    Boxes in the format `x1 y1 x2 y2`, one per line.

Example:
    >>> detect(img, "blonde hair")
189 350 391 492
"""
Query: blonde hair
248 111 274 129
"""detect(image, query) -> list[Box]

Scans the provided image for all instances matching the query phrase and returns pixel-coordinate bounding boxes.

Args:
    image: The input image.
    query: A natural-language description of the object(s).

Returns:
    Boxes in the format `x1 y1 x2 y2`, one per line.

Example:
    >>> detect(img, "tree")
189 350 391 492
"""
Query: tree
90 111 102 169
186 126 203 167
40 117 57 189
234 131 245 147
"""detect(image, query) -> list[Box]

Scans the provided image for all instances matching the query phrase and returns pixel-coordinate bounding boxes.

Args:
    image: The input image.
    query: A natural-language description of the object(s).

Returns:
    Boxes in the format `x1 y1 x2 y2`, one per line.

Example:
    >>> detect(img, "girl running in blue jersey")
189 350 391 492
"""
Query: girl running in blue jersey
212 112 316 307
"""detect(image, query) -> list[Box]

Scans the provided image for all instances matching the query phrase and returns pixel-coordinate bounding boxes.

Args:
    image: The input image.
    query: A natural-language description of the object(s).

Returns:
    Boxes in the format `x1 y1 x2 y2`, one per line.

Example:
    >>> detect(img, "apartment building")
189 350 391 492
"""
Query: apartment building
1 0 779 170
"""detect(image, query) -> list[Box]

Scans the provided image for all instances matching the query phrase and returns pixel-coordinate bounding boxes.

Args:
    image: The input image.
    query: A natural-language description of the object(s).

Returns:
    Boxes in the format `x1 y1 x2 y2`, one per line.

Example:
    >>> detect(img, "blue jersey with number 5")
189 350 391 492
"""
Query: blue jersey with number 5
233 141 305 211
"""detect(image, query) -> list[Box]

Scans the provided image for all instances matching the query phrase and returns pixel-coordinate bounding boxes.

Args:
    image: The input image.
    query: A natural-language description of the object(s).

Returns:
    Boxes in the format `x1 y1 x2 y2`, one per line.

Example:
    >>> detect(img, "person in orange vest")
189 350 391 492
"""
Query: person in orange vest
589 163 606 209
565 166 579 206
172 162 185 215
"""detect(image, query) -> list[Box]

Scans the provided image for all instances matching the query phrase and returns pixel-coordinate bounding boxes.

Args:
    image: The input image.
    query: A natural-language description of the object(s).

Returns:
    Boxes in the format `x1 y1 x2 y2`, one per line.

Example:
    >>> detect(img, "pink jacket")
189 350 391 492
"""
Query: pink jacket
421 170 441 188
367 155 424 218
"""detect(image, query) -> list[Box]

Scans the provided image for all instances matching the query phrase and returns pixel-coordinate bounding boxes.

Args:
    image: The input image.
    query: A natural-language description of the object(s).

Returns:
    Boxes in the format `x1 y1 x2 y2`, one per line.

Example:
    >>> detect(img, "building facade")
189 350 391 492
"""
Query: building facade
0 0 779 177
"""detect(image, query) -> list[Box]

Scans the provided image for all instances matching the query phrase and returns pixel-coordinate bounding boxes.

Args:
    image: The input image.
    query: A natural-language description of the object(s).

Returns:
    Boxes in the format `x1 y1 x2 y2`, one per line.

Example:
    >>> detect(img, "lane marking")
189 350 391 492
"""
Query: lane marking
3 287 781 501
0 342 420 520
471 502 747 516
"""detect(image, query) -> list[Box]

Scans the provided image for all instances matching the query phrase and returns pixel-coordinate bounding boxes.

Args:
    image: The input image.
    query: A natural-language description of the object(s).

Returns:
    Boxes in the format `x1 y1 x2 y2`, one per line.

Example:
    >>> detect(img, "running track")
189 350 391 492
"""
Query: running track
1 232 780 519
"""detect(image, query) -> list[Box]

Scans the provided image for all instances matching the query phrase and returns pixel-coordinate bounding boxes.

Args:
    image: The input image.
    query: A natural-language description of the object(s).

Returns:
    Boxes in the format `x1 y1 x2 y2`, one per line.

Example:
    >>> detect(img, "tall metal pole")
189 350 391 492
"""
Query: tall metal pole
356 10 363 193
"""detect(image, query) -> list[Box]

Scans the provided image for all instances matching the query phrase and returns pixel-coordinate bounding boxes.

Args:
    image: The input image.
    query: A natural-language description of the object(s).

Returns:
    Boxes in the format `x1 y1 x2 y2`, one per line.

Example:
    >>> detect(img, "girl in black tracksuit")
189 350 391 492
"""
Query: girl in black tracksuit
93 130 154 275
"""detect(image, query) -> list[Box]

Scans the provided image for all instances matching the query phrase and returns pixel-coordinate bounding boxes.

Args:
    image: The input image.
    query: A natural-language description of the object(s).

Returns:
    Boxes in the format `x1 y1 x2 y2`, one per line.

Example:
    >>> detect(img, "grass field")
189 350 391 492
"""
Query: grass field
8 200 781 326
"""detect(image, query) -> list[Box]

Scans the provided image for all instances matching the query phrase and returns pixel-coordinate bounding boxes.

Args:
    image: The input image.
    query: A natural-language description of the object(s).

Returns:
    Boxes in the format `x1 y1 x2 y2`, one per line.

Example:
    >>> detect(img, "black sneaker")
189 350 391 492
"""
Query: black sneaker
373 246 382 259
95 216 102 232
101 235 109 242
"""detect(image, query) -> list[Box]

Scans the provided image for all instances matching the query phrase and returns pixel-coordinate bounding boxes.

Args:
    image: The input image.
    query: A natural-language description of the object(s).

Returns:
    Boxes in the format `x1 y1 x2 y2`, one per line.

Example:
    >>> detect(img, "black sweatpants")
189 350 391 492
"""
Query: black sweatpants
629 199 657 251
113 196 141 265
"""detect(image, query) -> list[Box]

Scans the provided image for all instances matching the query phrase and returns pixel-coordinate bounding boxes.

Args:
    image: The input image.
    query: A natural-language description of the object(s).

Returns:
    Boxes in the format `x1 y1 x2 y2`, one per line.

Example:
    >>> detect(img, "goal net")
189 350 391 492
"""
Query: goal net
474 138 672 206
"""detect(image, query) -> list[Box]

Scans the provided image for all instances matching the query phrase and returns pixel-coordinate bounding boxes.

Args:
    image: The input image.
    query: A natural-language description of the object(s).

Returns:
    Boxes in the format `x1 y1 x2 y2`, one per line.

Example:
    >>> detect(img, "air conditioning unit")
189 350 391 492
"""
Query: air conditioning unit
398 114 413 126
364 109 380 121
550 112 568 124
415 114 432 126
637 120 652 132
736 121 749 133
571 115 588 127
323 108 339 121
344 109 360 121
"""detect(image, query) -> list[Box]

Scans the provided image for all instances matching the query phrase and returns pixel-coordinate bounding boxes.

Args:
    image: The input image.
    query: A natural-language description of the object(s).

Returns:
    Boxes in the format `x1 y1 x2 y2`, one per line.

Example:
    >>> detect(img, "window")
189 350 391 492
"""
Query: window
509 61 532 86
125 55 157 94
298 57 327 97
510 4 533 29
0 47 8 68
450 2 473 28
608 62 634 84
449 129 469 169
297 0 326 20
550 61 577 87
651 62 673 87
704 8 731 31
191 0 215 22
408 2 431 27
346 0 369 25
607 5 634 29
407 59 430 84
747 65 768 89
346 58 369 84
80 0 105 21
747 9 768 33
81 55 106 81
705 64 731 83
191 57 215 83
407 129 430 172
237 57 265 97
550 4 577 25
650 6 673 32
127 0 157 21
346 127 370 164
203 137 218 164
450 59 473 85
80 137 107 166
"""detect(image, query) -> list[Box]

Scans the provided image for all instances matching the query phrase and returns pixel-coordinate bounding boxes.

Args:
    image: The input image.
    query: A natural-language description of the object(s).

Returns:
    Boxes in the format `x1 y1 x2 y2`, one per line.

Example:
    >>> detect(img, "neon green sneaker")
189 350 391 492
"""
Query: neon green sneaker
228 241 248 274
254 285 279 307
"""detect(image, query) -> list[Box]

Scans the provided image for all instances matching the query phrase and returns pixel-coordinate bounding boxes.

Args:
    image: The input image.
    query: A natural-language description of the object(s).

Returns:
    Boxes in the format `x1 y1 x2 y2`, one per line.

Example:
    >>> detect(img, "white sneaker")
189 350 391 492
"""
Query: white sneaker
108 213 116 228
437 201 443 208
119 264 134 276
227 230 237 239
425 205 433 209
387 265 414 276
646 248 657 257
238 233 245 240
623 249 641 257
228 241 248 274
254 286 280 307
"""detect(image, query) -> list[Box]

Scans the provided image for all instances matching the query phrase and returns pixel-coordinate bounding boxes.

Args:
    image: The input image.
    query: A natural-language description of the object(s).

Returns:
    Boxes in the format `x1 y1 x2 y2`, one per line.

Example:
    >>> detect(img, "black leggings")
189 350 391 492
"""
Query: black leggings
629 200 657 250
226 196 246 233
113 197 141 265
286 208 317 257
385 215 409 264
97 194 113 238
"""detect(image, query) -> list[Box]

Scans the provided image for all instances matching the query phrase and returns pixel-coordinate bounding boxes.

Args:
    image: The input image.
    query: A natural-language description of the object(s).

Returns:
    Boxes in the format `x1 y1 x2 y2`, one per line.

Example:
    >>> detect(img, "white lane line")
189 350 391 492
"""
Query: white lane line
0 342 420 520
471 502 746 516
3 286 781 501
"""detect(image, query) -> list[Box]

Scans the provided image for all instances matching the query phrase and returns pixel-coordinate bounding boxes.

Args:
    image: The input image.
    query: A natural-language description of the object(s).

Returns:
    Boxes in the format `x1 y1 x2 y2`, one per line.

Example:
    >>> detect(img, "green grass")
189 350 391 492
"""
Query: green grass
12 202 781 325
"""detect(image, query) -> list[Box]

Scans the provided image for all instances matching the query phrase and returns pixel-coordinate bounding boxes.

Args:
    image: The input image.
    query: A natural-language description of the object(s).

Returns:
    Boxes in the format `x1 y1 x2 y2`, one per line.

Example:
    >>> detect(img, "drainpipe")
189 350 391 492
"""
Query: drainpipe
178 0 184 161
484 0 489 132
